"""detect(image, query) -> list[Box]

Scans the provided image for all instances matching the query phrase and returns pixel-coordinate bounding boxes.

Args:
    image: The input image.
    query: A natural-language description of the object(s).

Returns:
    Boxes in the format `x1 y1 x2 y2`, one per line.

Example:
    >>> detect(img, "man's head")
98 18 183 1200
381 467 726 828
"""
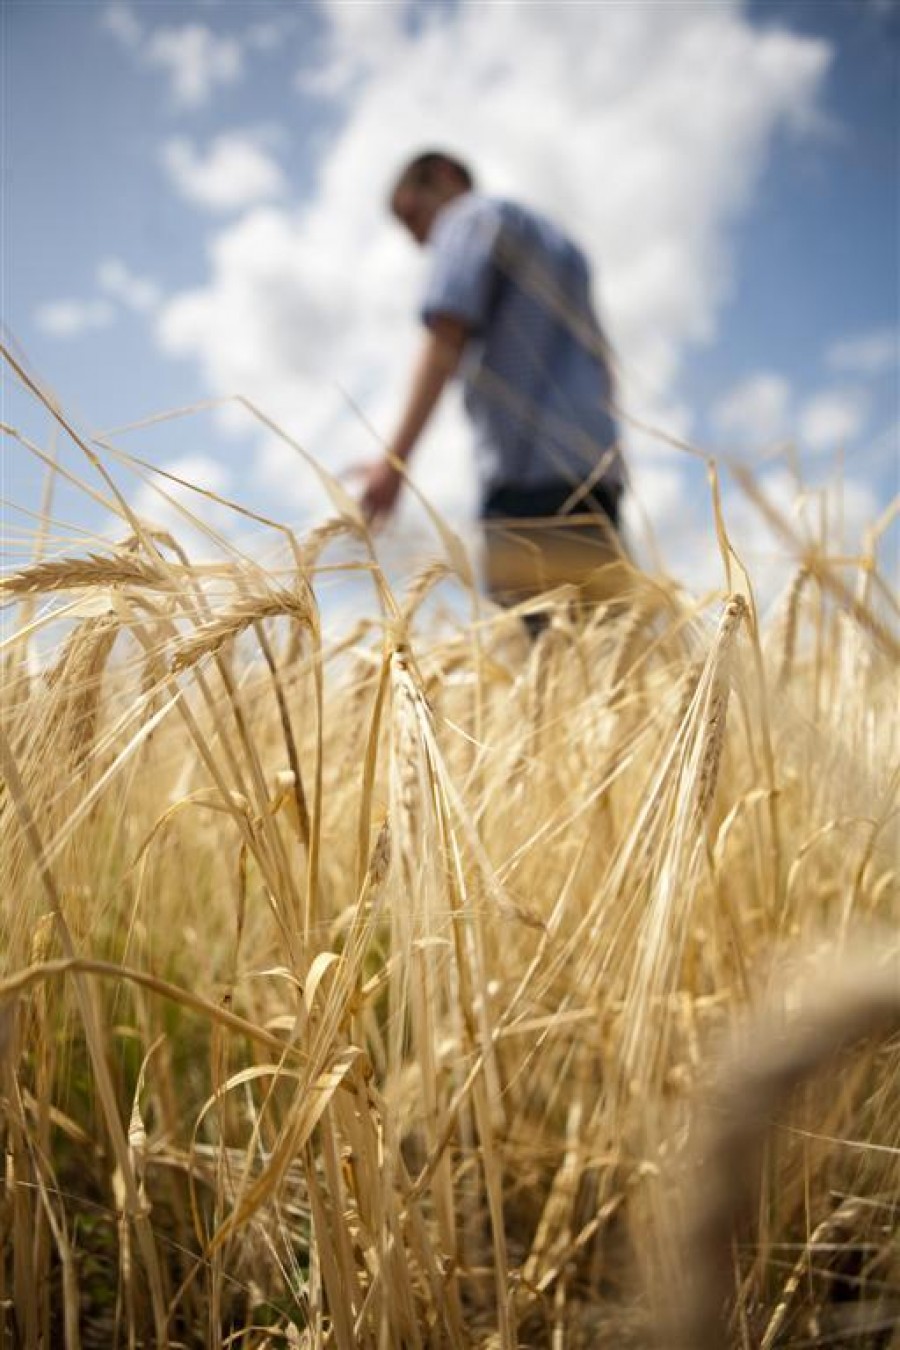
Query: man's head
389 151 474 245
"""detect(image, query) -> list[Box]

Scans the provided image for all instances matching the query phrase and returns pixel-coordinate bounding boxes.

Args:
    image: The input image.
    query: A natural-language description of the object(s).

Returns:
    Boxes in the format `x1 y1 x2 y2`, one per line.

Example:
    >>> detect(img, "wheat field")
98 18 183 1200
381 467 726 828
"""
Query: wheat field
1 364 899 1348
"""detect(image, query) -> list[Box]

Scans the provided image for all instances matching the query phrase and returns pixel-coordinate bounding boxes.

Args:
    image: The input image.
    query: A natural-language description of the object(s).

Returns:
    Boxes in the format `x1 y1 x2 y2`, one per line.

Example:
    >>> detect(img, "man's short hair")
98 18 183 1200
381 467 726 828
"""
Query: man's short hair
394 151 475 194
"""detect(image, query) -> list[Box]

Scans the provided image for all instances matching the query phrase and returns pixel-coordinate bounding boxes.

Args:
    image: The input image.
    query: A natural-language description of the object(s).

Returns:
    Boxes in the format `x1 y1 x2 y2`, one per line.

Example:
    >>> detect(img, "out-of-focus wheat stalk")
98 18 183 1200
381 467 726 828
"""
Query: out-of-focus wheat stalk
667 957 900 1350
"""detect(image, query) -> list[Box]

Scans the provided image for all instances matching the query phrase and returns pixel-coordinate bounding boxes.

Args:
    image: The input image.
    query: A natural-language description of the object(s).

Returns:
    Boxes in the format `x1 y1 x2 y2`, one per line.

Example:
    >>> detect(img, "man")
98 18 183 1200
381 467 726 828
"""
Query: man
360 150 628 611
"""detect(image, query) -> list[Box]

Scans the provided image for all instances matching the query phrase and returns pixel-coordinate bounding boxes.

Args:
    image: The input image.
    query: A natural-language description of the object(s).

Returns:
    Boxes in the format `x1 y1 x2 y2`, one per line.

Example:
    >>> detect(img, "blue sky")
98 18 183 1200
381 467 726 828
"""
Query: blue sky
2 0 898 604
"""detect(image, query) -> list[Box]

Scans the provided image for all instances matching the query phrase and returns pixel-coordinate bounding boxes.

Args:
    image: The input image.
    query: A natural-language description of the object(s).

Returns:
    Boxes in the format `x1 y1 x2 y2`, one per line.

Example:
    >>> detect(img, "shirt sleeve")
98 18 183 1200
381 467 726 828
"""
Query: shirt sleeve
420 199 503 333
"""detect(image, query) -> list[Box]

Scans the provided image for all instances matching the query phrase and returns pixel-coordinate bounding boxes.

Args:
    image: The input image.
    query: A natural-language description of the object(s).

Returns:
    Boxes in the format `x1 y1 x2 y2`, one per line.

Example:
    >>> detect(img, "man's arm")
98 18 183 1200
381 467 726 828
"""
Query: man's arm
359 315 468 525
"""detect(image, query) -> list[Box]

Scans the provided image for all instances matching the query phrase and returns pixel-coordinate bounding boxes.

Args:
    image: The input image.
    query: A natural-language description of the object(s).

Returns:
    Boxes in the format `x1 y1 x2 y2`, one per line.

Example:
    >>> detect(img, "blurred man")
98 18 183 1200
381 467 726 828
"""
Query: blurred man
359 150 628 611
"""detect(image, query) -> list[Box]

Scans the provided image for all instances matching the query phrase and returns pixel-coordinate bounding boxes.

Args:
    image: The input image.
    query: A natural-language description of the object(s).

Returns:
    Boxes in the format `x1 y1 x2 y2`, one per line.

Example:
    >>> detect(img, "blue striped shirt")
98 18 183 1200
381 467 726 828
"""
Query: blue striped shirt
421 193 623 506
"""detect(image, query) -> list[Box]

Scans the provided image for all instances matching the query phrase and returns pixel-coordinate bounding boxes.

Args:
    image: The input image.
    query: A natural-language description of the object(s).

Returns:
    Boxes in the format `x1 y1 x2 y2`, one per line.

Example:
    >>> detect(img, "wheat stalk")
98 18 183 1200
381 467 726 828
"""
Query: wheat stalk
669 957 900 1350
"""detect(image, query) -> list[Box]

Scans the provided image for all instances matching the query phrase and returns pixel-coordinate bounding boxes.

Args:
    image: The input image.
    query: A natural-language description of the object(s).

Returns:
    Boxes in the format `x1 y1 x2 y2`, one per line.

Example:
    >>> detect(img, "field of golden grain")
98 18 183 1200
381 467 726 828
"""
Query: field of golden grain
2 373 898 1348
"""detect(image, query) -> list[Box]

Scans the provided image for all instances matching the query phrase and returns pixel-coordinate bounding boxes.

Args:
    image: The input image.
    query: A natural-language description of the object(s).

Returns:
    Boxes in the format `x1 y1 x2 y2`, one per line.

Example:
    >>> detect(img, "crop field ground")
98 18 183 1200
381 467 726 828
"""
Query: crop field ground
1 363 899 1348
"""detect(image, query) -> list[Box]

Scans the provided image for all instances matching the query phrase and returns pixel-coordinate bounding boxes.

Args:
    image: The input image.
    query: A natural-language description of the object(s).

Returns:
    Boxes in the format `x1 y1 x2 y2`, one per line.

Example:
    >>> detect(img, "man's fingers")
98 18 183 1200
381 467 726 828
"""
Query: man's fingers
350 456 403 531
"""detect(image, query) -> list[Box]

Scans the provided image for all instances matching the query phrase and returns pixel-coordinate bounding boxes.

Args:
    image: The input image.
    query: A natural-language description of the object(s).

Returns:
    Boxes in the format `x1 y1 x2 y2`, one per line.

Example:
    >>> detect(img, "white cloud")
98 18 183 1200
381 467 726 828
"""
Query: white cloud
144 23 242 108
97 258 161 312
156 1 831 578
101 6 243 107
711 372 793 446
798 387 869 453
101 2 143 50
318 0 413 46
150 453 230 497
35 263 160 341
161 132 286 212
129 454 237 551
826 326 898 378
297 0 413 96
246 15 299 53
101 5 245 107
35 298 115 338
711 366 879 465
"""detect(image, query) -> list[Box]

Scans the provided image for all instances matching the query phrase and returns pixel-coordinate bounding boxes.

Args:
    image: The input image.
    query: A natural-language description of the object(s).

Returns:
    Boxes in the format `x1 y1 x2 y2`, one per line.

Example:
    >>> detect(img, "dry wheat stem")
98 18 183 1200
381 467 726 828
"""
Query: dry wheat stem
670 960 900 1350
0 723 171 1343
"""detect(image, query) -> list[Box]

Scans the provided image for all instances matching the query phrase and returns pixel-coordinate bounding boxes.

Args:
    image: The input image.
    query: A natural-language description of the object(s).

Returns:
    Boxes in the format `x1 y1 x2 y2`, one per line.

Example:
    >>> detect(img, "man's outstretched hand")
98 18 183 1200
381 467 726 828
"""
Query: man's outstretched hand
358 455 404 527
353 317 468 527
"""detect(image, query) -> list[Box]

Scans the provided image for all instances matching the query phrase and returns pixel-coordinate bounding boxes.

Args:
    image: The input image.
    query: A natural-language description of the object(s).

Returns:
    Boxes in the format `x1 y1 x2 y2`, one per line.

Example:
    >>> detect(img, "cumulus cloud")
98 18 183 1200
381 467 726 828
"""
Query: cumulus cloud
156 1 832 581
711 369 873 461
711 372 793 446
35 298 115 338
35 260 161 339
145 24 242 108
798 387 870 453
246 13 301 54
102 8 243 109
297 0 414 97
101 2 143 50
161 132 287 212
826 326 899 377
129 454 238 550
97 258 161 312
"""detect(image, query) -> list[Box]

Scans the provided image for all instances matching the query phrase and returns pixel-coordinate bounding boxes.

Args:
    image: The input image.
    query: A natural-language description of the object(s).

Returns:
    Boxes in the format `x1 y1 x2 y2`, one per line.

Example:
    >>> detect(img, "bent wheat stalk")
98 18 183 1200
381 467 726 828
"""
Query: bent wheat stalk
668 957 900 1350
